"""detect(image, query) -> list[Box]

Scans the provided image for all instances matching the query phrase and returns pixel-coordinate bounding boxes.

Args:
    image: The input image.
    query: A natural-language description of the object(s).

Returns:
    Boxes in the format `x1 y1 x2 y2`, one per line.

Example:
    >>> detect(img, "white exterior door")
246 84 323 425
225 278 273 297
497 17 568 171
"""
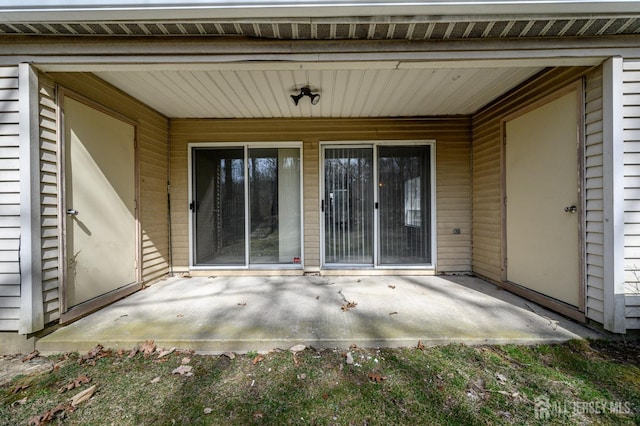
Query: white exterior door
63 96 137 309
505 89 581 307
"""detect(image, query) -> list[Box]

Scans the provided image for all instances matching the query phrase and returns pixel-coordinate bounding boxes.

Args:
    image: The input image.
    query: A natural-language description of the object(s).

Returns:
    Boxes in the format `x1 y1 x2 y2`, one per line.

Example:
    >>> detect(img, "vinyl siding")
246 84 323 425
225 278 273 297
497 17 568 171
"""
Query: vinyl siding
584 67 605 324
48 73 170 287
39 77 60 324
623 59 640 329
471 67 591 284
0 66 20 331
170 118 472 273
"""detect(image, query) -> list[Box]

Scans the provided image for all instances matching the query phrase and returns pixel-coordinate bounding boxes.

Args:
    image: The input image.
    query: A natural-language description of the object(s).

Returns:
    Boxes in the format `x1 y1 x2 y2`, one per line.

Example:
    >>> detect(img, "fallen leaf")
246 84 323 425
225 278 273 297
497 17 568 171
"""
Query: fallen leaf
368 373 386 383
79 345 112 365
254 411 264 419
128 346 140 359
22 350 39 362
341 301 357 311
289 344 306 353
28 402 73 426
70 385 97 407
11 397 27 407
116 349 126 358
151 376 161 384
142 340 157 358
293 353 300 366
58 375 91 393
11 384 30 394
496 372 507 383
221 352 235 360
297 373 306 380
322 393 329 400
204 407 213 414
388 285 396 289
181 357 191 365
252 354 265 365
157 347 176 358
345 352 354 365
172 365 193 376
350 343 358 349
417 340 425 351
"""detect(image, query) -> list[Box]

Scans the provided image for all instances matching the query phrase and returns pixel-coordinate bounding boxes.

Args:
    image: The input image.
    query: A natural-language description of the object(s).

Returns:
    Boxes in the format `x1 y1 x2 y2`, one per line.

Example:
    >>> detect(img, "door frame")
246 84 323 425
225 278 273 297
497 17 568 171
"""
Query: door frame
319 140 436 270
187 141 304 270
57 87 142 324
500 80 586 321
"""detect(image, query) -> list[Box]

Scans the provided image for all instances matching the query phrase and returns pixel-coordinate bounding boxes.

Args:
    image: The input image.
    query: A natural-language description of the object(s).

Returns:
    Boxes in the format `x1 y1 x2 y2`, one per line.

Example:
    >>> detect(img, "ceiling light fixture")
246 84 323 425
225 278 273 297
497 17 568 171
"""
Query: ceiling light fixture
291 86 320 106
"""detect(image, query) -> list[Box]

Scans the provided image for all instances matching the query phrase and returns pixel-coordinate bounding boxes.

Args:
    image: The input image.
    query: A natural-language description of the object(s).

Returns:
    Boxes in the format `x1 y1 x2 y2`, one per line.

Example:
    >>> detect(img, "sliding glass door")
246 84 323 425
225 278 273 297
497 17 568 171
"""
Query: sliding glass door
378 146 431 265
322 144 432 267
192 146 301 268
324 147 374 264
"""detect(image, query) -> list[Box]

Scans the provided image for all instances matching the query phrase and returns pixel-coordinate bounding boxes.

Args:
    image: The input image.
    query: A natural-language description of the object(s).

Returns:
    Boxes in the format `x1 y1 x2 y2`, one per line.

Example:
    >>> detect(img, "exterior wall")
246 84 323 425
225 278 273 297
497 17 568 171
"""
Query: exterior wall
623 58 640 329
170 118 472 273
39 76 60 324
47 73 170 294
0 66 20 331
471 67 592 284
584 67 606 325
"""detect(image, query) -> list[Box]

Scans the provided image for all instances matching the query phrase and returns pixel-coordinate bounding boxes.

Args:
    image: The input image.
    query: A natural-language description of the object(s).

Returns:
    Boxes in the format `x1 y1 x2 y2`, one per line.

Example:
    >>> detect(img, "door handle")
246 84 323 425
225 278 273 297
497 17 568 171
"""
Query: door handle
564 205 577 214
66 209 79 216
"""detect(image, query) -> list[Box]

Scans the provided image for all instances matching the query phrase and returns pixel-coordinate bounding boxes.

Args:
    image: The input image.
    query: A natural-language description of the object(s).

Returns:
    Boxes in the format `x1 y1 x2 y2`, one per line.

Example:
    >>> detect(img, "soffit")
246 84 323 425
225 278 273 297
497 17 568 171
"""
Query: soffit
93 65 544 118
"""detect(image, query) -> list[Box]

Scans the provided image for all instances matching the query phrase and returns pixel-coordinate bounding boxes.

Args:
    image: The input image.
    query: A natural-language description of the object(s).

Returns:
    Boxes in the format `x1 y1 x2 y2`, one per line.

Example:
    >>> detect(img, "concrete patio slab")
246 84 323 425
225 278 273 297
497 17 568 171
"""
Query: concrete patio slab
36 275 602 354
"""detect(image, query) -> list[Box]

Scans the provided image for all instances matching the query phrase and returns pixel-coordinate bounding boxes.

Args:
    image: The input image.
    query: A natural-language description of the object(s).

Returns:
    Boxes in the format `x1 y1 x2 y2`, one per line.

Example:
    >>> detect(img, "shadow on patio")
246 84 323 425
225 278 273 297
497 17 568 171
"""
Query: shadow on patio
37 275 601 354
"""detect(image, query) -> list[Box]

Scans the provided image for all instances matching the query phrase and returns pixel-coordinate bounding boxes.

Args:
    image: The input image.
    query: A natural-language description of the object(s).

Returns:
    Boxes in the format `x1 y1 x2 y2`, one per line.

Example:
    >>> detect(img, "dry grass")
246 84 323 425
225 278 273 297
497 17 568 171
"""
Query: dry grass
1 340 639 425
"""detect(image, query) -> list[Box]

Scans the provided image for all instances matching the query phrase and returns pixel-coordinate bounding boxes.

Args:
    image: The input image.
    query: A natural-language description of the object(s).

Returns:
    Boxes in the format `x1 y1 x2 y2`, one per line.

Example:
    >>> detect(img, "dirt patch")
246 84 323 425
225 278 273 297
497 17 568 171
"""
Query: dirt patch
0 355 54 387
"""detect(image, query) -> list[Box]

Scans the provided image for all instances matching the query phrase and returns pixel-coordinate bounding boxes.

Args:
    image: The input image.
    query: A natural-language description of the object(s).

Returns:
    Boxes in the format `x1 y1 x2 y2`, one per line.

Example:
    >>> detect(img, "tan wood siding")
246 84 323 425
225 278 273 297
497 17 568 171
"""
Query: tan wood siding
471 67 591 284
170 118 472 272
623 59 640 299
47 73 170 286
584 67 605 324
0 66 20 331
39 76 60 324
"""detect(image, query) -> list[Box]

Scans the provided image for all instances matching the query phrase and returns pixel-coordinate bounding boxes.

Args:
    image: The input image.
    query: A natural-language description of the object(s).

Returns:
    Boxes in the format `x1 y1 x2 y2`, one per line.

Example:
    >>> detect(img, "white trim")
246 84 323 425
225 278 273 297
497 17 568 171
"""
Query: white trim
602 56 627 333
18 63 44 334
188 141 304 270
319 140 436 270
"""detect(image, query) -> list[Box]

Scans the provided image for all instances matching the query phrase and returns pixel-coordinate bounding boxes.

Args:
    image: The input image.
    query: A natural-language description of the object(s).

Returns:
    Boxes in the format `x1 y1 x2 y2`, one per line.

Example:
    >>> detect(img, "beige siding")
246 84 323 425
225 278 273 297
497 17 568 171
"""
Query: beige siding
584 67 605 324
48 73 170 286
0 66 20 331
623 59 640 298
39 77 60 324
471 67 591 283
170 118 472 272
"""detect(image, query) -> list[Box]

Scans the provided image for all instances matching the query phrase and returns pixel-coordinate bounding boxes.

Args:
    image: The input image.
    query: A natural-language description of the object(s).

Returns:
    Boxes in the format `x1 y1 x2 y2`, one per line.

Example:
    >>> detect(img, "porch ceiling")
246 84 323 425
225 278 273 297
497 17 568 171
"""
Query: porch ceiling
92 63 545 118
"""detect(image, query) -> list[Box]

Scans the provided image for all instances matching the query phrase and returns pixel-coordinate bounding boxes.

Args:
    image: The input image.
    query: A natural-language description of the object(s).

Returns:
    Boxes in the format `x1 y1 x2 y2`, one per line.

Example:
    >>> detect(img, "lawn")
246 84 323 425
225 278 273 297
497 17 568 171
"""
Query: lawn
1 339 639 425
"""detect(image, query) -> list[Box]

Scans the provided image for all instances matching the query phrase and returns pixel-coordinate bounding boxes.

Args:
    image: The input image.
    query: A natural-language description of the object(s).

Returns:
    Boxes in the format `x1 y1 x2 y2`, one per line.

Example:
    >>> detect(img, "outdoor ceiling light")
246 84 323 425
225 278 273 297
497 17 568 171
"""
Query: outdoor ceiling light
291 86 320 106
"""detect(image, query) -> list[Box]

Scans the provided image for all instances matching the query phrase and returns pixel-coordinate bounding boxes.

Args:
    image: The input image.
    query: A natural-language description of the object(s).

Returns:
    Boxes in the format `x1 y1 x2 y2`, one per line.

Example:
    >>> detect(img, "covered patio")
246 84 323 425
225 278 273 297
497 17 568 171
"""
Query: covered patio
36 275 600 354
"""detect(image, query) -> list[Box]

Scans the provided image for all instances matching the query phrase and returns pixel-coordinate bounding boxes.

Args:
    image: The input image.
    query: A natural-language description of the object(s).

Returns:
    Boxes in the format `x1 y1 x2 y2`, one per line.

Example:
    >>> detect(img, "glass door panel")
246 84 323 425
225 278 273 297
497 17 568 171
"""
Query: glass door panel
249 148 301 264
193 148 245 265
324 147 374 264
378 146 431 264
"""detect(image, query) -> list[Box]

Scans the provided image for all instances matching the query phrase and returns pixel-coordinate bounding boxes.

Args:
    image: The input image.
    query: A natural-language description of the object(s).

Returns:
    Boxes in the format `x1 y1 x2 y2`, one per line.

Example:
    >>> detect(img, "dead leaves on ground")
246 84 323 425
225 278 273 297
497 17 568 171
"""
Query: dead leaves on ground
78 345 112 365
341 301 358 311
252 354 265 365
368 372 386 383
417 340 425 351
22 350 40 362
28 385 97 425
58 375 91 393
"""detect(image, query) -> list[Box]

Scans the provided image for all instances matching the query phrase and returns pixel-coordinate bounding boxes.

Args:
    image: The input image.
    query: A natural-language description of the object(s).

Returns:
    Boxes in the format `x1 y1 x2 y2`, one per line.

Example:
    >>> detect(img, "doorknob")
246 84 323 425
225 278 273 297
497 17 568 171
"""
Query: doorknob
66 209 79 216
564 205 577 214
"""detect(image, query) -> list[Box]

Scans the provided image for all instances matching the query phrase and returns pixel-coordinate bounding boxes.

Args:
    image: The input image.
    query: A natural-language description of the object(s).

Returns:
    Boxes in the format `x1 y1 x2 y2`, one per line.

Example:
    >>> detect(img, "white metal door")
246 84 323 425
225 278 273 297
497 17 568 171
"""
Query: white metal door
505 90 581 307
63 96 137 309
